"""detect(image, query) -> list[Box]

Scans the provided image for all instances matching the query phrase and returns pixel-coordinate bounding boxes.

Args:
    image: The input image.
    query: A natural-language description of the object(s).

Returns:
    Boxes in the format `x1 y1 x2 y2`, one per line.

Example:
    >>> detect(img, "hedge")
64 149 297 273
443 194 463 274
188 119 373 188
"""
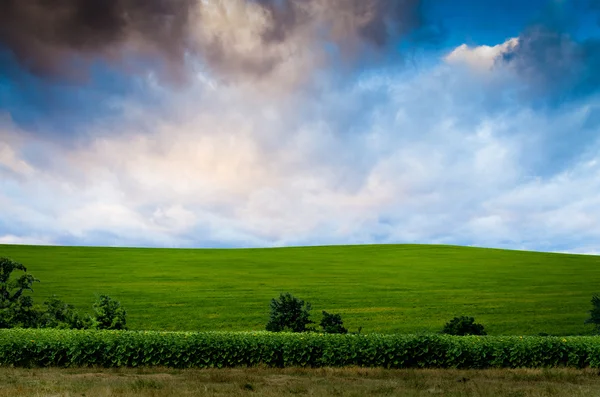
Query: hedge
1 329 600 369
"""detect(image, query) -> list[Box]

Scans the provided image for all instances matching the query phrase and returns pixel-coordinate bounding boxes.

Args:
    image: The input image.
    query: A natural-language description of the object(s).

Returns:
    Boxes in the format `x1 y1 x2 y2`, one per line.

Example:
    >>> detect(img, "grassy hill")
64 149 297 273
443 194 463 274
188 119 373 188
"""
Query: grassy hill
1 244 599 335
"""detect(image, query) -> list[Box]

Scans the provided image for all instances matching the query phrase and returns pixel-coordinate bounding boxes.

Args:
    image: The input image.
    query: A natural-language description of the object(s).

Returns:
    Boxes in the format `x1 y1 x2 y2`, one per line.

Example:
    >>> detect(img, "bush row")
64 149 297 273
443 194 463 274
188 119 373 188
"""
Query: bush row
2 329 600 369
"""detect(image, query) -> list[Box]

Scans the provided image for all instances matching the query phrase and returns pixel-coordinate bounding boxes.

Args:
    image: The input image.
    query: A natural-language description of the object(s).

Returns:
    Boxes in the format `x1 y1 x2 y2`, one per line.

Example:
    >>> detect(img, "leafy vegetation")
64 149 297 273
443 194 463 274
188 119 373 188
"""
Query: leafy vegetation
2 329 600 369
92 294 127 330
0 256 126 330
442 316 487 336
0 257 39 328
264 294 347 334
266 293 313 332
39 296 89 329
320 311 347 334
585 295 600 333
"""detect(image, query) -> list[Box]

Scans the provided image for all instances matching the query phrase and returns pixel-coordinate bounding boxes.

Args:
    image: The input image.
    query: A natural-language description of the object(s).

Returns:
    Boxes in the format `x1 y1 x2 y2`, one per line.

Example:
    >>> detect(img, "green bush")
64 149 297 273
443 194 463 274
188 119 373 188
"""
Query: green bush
1 296 41 329
585 294 600 333
40 296 90 330
442 316 486 336
0 329 598 369
92 295 127 330
320 311 347 334
266 293 313 333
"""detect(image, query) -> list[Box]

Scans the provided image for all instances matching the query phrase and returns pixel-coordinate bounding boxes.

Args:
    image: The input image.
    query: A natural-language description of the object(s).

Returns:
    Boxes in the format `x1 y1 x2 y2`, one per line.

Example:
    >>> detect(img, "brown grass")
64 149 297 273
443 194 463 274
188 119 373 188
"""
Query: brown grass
2 367 600 396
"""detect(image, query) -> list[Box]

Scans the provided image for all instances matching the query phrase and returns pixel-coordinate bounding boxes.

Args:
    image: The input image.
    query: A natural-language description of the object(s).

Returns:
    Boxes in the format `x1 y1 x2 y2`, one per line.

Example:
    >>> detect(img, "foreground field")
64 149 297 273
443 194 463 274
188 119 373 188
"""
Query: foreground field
1 244 599 335
2 367 600 397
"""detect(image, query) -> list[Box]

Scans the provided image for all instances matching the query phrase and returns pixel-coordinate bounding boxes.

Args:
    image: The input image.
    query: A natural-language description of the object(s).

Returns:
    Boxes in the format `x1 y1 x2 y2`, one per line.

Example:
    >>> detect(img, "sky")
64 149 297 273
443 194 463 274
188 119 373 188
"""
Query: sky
1 0 600 253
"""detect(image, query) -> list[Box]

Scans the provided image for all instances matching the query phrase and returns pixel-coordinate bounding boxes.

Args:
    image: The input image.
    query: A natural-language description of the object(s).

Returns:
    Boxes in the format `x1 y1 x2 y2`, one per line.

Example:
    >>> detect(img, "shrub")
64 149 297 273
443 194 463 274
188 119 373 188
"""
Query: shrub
92 295 127 330
0 329 598 369
40 296 90 330
441 316 486 336
1 296 42 329
266 293 313 333
585 294 600 333
320 311 347 334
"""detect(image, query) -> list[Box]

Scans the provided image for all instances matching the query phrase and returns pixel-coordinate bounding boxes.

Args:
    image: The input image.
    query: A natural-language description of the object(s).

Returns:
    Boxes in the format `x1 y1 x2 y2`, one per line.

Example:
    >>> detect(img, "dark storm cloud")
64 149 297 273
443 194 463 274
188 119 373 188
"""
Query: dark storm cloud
252 0 426 46
0 0 194 81
353 0 426 46
497 1 600 102
193 0 438 82
0 0 434 83
501 28 600 95
0 0 435 138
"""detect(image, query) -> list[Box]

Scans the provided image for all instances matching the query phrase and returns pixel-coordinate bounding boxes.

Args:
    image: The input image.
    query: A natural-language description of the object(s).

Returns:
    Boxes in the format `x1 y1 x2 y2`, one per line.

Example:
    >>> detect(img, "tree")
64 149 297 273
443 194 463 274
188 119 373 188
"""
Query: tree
441 316 486 336
585 294 600 332
3 295 42 328
92 295 127 330
320 311 348 334
0 257 39 328
40 295 90 329
266 293 314 332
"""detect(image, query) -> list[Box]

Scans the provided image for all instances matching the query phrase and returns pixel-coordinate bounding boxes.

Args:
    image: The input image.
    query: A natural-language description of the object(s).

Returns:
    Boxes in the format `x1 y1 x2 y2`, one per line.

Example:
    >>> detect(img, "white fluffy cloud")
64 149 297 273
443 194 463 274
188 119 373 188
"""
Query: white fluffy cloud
444 37 519 71
1 39 600 252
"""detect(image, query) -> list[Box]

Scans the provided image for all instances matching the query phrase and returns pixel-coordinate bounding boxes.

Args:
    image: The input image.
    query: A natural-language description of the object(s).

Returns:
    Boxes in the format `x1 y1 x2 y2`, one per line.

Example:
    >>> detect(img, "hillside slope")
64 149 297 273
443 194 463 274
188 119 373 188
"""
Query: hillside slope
1 244 598 335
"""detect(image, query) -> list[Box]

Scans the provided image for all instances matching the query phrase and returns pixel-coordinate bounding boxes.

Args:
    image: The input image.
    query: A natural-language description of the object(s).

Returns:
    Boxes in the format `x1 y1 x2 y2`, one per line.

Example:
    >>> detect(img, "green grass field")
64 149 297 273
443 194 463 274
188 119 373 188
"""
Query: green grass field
1 244 599 335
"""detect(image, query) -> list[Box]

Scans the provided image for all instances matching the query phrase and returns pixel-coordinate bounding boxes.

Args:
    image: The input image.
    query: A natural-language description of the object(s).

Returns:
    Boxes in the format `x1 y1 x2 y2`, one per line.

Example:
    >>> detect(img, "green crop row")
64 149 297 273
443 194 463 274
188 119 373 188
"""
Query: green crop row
2 329 600 369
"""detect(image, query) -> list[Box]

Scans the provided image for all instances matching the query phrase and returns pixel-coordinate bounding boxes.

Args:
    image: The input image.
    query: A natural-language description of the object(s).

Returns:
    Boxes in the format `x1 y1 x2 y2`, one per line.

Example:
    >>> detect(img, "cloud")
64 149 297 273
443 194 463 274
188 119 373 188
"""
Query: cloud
0 234 52 245
0 0 194 82
2 1 600 253
0 0 441 141
444 38 519 71
2 55 600 251
498 26 600 101
442 0 600 105
444 31 600 107
0 126 35 178
0 0 434 85
190 0 444 89
485 0 600 103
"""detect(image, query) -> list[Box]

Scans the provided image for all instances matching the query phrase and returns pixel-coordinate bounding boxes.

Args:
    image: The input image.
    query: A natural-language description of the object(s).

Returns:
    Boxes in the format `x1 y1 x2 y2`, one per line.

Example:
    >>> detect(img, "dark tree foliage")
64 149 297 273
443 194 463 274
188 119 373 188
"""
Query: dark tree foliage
40 296 90 330
1 257 128 330
0 257 39 309
320 311 348 334
92 295 127 330
266 293 314 333
441 316 486 336
2 296 41 328
585 294 600 332
0 257 39 328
